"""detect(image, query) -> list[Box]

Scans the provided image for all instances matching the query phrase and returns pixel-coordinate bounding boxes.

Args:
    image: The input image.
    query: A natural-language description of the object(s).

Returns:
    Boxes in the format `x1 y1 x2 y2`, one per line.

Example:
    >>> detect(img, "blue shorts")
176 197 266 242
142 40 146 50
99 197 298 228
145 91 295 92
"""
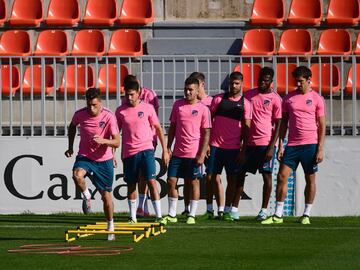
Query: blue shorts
123 149 157 184
206 146 240 175
73 155 114 192
167 156 202 180
282 144 318 174
241 146 275 174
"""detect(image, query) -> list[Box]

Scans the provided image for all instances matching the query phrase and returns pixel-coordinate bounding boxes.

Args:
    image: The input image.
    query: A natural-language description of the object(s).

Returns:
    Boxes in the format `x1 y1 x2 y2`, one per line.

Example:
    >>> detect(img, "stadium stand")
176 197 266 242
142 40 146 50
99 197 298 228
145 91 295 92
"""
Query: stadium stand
0 65 20 96
233 63 261 92
82 0 117 26
345 64 360 95
278 29 313 56
354 33 360 55
310 64 341 95
33 30 68 56
22 65 55 95
275 63 297 95
108 29 143 56
0 0 6 26
58 64 95 95
287 0 322 25
0 30 31 56
44 0 80 26
249 0 285 26
71 30 105 56
98 64 128 94
317 29 352 56
325 0 360 26
240 29 275 55
118 0 154 25
9 0 43 27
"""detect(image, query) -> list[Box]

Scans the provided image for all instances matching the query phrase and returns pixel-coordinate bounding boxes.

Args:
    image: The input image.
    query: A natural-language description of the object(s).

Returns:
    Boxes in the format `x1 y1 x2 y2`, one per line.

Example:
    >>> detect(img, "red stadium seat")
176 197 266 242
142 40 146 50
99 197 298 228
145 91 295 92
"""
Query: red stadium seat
71 30 105 56
355 33 360 55
34 30 68 56
317 29 352 56
22 65 55 95
345 65 360 95
326 0 360 26
9 0 43 26
0 65 20 96
310 64 340 94
118 0 154 25
0 30 31 56
98 64 129 94
108 29 143 56
278 29 313 56
287 0 322 25
83 0 117 26
58 64 94 95
249 0 285 26
233 63 261 92
0 0 7 26
275 64 297 94
240 29 275 56
45 0 80 26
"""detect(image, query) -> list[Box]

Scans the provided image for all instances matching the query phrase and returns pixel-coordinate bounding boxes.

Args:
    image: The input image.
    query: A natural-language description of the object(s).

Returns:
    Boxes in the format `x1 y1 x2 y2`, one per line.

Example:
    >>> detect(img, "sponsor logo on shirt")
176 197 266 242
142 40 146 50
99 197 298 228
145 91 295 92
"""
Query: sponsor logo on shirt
263 99 270 107
306 99 313 106
138 111 144 118
99 121 105 128
191 110 198 116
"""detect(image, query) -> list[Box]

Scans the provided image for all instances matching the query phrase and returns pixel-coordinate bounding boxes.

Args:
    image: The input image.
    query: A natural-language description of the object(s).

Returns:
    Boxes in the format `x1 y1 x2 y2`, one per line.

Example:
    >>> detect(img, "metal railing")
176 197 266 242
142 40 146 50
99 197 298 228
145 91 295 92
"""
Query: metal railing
0 55 359 136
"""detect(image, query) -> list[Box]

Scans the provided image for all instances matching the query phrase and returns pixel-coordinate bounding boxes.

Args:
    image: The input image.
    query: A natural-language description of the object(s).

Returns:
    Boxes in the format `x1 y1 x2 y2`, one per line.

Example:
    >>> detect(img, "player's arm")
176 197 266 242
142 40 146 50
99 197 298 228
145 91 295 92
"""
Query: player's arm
237 119 251 165
93 133 120 148
154 123 170 166
195 127 210 166
316 115 326 164
265 118 281 161
167 122 176 156
65 122 77 157
277 112 289 161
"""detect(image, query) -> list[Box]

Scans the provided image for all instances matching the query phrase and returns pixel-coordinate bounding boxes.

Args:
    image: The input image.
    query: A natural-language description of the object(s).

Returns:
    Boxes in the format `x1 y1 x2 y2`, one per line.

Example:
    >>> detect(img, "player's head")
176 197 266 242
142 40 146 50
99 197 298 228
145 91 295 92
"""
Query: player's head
184 76 199 103
292 66 312 92
124 79 140 106
229 71 243 95
86 88 102 116
258 67 274 92
189 72 206 94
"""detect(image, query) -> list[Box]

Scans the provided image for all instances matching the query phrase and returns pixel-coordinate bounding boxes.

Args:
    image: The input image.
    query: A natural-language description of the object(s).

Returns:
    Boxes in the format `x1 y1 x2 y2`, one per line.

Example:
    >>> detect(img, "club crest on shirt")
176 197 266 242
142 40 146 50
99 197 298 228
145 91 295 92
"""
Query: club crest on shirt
99 121 105 128
138 111 144 118
306 99 313 106
191 110 198 116
263 99 270 106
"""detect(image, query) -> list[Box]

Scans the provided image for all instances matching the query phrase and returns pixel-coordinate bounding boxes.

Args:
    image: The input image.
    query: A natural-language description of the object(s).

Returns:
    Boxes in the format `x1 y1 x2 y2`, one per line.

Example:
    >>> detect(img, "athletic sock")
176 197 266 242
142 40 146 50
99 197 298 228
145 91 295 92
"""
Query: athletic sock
168 197 178 217
128 199 137 221
144 196 149 214
303 204 313 217
261 208 268 214
189 200 199 217
107 219 114 231
137 194 146 211
231 206 238 213
152 200 162 218
218 206 224 212
207 203 213 212
274 201 284 217
224 205 231 213
82 188 91 200
184 204 190 213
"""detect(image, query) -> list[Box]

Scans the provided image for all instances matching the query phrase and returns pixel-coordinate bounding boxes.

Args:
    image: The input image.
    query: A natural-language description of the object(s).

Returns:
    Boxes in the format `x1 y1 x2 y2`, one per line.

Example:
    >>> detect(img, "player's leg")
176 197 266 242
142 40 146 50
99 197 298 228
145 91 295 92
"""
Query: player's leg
186 158 202 224
165 156 181 223
72 156 92 214
123 153 140 223
137 178 150 217
182 178 190 215
230 171 246 220
256 172 272 221
99 190 115 240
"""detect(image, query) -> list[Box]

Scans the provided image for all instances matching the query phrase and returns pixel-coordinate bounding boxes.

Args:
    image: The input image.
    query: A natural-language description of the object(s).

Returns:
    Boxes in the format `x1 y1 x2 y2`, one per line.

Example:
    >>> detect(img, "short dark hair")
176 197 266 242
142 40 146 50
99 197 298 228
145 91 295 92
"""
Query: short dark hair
259 67 274 79
86 87 101 101
123 74 138 85
292 66 312 80
124 80 140 91
229 71 243 81
185 76 199 86
189 72 205 83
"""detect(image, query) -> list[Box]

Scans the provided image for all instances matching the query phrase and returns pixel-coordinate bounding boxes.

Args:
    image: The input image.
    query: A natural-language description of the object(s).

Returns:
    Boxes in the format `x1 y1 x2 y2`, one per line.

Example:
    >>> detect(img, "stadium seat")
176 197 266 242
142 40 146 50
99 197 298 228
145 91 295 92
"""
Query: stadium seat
0 30 31 56
278 29 313 56
287 0 322 25
326 0 360 26
275 64 297 94
58 64 94 95
118 0 154 25
345 65 360 95
34 30 68 56
44 0 80 26
0 65 20 96
240 29 275 56
22 65 55 95
355 33 360 55
317 29 352 56
310 64 340 94
233 63 261 92
71 30 105 56
9 0 43 26
108 29 143 56
98 64 129 94
83 0 117 26
0 0 7 26
249 0 285 26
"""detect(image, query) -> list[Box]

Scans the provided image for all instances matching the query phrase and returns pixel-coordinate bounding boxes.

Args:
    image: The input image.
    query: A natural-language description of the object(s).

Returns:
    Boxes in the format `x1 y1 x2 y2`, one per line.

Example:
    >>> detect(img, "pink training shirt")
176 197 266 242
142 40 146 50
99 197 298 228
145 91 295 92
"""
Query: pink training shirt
170 99 212 158
72 107 119 162
199 95 213 108
140 87 160 113
245 88 282 146
210 93 252 149
115 101 159 159
283 89 325 146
